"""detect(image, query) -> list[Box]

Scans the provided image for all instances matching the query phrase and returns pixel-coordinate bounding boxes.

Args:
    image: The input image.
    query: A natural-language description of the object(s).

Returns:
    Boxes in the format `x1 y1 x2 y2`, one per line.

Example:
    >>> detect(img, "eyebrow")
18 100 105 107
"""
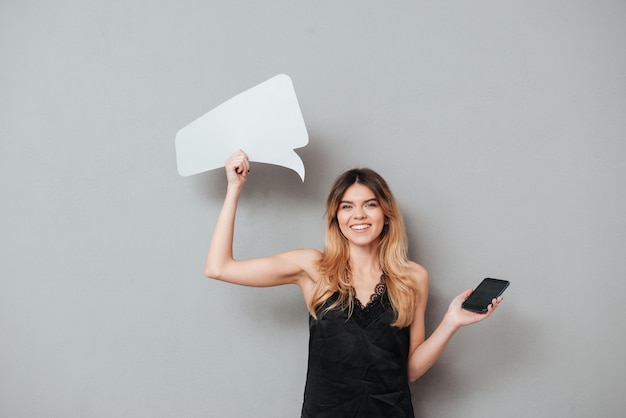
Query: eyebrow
339 198 378 205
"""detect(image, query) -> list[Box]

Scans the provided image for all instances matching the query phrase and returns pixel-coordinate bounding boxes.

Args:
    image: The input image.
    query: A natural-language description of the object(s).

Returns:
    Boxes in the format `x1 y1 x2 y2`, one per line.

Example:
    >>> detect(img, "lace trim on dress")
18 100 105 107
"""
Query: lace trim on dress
353 274 387 309
352 274 389 328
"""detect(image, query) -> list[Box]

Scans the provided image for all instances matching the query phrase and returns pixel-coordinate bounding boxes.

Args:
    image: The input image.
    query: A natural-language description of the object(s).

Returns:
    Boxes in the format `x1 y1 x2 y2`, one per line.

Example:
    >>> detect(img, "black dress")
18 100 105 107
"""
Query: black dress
301 279 414 418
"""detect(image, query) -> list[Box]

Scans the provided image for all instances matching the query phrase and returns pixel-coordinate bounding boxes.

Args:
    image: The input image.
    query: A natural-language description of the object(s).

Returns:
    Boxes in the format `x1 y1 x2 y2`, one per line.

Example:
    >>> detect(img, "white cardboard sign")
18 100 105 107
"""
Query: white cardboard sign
175 74 309 181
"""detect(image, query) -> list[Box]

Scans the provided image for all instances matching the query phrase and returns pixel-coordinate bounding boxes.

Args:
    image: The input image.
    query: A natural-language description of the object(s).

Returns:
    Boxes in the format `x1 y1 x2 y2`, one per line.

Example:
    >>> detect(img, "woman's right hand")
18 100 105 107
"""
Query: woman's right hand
225 149 250 190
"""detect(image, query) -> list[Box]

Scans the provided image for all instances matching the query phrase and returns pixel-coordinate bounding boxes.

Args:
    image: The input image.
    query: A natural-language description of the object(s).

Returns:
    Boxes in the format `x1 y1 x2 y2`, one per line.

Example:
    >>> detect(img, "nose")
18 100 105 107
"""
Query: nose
353 206 366 219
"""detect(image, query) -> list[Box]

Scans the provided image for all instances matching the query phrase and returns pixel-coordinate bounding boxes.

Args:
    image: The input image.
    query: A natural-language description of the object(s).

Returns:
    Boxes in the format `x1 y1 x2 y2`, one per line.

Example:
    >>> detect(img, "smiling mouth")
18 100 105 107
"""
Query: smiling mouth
350 224 371 231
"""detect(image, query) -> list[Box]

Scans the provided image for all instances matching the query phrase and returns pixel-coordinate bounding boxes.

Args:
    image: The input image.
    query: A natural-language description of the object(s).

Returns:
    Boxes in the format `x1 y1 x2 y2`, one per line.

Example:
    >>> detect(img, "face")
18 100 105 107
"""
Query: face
336 183 386 249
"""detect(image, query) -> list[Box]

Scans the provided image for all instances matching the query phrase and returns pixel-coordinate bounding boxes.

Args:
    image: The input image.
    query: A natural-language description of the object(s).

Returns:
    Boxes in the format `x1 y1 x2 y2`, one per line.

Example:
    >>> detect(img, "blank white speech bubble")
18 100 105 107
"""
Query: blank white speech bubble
175 74 309 181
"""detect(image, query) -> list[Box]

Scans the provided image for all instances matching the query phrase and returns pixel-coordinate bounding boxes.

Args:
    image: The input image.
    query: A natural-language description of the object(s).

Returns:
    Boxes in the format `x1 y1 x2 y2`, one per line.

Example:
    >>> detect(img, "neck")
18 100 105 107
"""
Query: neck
348 245 381 278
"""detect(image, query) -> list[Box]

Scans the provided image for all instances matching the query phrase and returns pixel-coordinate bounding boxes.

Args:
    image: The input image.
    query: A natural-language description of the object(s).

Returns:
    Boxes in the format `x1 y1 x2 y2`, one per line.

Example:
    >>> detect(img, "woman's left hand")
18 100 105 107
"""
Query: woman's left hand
446 288 503 328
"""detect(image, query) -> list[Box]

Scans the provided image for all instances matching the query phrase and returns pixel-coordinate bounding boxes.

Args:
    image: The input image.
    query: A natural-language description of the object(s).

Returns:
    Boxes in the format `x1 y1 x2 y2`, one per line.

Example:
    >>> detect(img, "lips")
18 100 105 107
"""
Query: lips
350 224 371 231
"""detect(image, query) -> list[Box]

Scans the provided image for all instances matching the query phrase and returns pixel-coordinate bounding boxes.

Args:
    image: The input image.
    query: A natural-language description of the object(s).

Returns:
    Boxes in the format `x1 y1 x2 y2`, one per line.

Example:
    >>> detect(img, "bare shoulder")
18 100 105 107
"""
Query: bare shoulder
407 261 429 291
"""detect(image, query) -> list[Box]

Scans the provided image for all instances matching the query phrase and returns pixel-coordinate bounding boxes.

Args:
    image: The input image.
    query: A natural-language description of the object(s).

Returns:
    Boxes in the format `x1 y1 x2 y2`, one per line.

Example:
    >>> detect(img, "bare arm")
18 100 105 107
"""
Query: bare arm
205 150 319 289
407 286 502 382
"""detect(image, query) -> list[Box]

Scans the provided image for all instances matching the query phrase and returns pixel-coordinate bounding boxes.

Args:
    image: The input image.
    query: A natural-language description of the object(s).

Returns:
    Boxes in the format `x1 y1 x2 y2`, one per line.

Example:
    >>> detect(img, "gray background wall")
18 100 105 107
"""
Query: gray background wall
1 1 624 417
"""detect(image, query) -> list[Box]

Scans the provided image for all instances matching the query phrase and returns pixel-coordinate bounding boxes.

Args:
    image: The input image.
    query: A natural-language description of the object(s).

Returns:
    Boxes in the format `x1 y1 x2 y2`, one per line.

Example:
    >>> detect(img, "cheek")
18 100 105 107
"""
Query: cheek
336 217 350 235
371 209 385 223
335 211 348 225
333 215 347 233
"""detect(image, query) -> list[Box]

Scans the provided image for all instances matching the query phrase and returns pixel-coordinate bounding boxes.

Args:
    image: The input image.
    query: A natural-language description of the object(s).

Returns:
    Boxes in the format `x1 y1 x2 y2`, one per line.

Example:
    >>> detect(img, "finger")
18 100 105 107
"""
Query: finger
488 297 502 312
229 158 243 175
236 158 246 174
231 156 248 175
243 156 250 174
234 160 249 176
234 150 250 175
484 303 495 316
234 149 248 159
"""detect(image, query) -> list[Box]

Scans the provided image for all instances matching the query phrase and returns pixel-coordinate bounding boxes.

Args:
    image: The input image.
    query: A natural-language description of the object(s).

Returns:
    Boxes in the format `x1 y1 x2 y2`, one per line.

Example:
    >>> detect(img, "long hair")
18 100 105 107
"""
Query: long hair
309 168 420 328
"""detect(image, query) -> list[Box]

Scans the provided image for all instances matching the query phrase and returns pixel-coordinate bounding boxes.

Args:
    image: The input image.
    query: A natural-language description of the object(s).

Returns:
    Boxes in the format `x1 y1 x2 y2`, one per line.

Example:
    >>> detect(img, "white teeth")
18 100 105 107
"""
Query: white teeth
351 224 370 230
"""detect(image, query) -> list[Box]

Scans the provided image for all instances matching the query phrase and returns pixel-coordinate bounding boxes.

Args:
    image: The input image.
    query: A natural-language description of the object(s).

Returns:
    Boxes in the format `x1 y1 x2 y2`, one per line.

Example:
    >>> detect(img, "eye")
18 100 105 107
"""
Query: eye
365 201 378 208
340 204 352 210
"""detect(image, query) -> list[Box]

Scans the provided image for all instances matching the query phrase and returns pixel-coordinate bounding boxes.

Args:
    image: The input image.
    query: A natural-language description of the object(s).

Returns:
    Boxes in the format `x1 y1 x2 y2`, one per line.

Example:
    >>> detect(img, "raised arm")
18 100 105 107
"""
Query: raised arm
407 285 502 382
205 150 319 289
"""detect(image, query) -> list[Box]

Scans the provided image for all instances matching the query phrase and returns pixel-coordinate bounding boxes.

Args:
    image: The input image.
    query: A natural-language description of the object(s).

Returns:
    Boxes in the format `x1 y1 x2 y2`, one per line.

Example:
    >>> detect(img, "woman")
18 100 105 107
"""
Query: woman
205 150 502 417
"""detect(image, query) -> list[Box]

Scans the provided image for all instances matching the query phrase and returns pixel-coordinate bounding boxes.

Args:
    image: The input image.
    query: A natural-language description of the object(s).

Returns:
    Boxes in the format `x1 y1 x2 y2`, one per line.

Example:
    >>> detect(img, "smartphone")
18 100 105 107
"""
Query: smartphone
461 278 509 313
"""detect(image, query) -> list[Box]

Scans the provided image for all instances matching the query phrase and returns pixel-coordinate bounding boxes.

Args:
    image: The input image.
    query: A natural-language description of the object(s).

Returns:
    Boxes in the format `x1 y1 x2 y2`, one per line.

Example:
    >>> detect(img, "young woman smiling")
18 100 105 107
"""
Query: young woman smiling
205 150 502 417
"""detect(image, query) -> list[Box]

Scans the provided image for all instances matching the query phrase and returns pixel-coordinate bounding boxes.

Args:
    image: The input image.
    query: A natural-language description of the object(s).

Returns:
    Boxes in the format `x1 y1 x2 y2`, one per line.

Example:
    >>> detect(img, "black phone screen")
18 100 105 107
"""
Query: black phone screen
461 278 509 313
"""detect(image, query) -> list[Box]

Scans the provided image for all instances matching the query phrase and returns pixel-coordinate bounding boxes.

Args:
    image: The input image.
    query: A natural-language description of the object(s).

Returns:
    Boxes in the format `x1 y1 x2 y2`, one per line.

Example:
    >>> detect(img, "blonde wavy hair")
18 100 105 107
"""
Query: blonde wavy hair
309 168 420 328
